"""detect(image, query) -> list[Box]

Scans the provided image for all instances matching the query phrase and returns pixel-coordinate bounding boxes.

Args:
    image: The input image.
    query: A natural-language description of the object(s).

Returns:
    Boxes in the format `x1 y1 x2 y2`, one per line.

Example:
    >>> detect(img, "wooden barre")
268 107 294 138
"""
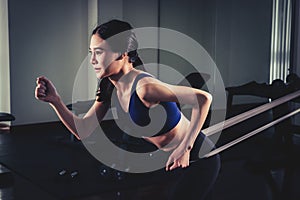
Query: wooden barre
203 108 300 158
202 90 300 137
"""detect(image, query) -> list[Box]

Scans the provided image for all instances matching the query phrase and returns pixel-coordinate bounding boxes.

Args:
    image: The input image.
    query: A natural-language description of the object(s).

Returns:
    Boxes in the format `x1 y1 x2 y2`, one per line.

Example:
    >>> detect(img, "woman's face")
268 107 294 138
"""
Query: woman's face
89 34 122 79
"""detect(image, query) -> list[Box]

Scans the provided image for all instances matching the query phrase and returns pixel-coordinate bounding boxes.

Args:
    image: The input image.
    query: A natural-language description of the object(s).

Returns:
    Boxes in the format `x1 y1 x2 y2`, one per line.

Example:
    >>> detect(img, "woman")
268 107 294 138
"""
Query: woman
35 19 220 200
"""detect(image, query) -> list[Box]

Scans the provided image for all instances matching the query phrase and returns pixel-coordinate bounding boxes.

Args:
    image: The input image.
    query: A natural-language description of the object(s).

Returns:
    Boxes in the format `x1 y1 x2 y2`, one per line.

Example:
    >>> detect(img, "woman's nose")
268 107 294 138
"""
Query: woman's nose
90 53 97 65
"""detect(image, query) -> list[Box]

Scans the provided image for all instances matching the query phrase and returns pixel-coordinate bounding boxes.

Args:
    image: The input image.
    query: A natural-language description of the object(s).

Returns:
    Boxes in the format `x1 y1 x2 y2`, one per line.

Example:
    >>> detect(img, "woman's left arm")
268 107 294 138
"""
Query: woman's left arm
165 85 212 171
137 78 212 170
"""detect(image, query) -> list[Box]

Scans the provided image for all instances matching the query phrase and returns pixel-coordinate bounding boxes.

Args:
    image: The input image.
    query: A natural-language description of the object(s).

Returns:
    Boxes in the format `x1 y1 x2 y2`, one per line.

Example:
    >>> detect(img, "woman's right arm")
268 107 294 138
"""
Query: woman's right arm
35 76 109 140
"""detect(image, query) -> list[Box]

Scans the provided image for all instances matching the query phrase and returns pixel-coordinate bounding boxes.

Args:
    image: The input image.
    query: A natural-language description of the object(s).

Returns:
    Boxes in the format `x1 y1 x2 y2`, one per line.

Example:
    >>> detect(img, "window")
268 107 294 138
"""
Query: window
269 0 292 83
0 0 11 114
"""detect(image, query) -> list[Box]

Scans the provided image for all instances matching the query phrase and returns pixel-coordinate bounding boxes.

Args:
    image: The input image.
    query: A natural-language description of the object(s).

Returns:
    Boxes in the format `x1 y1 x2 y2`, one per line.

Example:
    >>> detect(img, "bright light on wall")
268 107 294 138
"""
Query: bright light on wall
270 0 292 83
0 0 11 114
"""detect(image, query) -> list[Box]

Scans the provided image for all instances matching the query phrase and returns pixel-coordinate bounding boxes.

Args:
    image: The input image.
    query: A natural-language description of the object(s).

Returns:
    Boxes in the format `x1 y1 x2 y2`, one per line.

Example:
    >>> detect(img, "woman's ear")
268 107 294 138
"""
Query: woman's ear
115 53 123 61
115 52 127 61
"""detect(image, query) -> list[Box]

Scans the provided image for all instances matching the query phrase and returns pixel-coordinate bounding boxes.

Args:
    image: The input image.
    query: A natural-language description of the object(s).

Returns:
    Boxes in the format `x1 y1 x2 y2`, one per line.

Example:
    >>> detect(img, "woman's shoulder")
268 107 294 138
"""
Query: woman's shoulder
135 69 153 77
135 68 165 80
134 70 161 86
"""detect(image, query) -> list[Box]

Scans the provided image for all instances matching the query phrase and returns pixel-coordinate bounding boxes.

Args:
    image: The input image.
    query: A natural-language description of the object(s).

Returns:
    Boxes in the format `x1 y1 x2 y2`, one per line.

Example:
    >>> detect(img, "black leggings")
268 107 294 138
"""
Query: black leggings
100 125 220 199
166 133 221 200
133 132 221 200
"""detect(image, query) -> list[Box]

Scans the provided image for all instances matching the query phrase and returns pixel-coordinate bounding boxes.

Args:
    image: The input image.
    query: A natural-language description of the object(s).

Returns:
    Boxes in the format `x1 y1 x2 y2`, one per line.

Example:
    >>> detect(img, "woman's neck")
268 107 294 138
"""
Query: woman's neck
109 64 135 90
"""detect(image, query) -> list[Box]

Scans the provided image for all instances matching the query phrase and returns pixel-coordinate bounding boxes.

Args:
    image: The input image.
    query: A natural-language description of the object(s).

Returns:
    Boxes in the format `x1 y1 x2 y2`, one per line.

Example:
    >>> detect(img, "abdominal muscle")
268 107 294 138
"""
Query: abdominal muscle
143 113 190 151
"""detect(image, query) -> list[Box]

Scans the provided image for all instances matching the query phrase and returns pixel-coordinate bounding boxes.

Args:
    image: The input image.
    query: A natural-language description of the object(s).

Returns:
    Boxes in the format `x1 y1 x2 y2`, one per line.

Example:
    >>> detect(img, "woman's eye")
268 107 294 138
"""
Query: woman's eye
95 51 103 55
88 50 104 55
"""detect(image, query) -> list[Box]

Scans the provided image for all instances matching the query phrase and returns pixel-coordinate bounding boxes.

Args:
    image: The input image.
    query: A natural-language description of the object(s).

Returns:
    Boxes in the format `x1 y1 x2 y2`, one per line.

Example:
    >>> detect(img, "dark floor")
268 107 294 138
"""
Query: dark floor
1 112 300 200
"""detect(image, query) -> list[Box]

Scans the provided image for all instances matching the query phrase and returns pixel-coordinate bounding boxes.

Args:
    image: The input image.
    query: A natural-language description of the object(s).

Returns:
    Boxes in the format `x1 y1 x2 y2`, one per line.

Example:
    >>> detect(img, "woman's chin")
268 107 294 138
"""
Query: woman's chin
96 71 105 79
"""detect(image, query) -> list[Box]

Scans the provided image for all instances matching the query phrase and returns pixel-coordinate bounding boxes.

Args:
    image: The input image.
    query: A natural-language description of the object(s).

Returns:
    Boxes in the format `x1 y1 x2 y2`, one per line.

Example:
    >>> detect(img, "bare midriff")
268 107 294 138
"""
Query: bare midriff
143 113 190 151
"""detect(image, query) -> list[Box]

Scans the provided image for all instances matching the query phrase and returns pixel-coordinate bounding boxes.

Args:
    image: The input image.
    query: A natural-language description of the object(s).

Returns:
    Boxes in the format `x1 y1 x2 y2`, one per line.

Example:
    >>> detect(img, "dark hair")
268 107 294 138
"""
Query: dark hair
92 19 143 68
93 19 144 103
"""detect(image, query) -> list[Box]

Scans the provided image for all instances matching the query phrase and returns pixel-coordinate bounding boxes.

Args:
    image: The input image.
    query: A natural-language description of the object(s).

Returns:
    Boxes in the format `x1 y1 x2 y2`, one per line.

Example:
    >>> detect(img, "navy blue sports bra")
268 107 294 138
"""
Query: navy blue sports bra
128 73 181 136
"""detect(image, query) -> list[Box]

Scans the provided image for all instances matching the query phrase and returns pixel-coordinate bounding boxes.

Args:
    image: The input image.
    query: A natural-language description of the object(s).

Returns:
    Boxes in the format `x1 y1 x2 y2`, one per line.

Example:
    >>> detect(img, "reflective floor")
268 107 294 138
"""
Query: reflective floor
1 119 300 200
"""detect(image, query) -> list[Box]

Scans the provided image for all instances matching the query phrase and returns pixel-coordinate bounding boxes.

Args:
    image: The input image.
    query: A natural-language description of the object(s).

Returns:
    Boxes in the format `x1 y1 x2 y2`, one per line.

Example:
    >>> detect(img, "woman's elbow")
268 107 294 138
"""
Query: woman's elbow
197 91 213 105
73 133 82 140
73 129 93 140
206 93 213 104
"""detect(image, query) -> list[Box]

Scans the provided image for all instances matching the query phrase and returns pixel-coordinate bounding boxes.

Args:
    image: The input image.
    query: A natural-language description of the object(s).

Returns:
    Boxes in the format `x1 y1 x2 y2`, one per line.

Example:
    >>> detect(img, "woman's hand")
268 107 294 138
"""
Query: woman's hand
35 76 60 104
166 144 191 171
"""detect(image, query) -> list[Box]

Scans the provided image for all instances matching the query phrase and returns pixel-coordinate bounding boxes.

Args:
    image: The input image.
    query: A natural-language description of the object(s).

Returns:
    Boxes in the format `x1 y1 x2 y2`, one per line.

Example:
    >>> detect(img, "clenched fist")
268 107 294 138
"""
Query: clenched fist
35 76 60 104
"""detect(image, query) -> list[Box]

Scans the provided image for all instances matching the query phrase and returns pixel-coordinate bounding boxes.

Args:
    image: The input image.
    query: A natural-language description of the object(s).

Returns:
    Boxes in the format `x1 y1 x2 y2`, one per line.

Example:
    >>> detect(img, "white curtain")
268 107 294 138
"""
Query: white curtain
269 0 292 83
0 0 11 114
